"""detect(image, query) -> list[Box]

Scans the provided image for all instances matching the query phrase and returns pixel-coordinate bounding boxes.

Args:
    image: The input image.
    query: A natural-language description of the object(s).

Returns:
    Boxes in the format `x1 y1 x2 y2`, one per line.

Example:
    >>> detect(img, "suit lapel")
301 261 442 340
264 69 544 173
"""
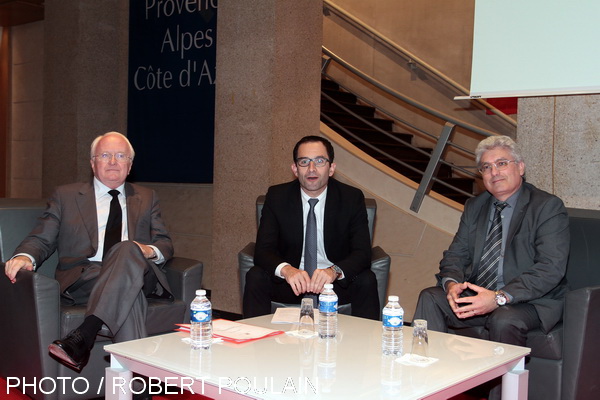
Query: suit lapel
506 182 530 248
125 183 140 240
76 183 99 252
473 195 494 268
323 179 340 247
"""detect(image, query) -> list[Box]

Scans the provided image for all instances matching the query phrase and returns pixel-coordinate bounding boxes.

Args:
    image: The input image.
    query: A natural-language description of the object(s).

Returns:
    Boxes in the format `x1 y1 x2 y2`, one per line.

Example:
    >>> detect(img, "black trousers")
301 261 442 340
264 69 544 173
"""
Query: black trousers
243 266 380 320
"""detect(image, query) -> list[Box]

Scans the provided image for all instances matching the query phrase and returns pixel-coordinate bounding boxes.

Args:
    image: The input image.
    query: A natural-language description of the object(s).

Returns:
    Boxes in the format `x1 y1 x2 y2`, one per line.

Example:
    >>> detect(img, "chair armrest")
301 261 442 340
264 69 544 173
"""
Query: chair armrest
163 257 203 307
561 284 600 400
0 264 61 384
238 242 255 299
371 246 391 312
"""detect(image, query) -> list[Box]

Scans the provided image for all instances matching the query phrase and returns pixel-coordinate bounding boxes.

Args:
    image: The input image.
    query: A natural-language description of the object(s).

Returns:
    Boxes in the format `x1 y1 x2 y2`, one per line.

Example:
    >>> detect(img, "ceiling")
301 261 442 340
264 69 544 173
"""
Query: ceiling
0 0 44 27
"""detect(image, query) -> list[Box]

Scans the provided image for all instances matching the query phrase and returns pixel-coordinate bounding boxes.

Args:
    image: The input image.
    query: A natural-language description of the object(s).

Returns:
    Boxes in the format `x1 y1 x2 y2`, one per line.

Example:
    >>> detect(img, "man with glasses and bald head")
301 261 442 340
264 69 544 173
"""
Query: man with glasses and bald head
243 135 380 320
414 135 570 397
4 131 173 372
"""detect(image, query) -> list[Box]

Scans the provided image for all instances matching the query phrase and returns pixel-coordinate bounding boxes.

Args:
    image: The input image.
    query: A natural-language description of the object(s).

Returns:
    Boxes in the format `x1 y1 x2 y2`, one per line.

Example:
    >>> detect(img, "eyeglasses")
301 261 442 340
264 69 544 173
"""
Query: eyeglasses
93 152 132 163
478 159 518 174
295 157 331 168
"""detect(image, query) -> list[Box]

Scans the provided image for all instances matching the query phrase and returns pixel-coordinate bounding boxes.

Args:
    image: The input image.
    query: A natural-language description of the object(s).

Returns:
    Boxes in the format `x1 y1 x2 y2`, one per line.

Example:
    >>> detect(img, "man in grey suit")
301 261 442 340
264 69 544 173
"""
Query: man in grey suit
4 131 173 371
414 135 569 347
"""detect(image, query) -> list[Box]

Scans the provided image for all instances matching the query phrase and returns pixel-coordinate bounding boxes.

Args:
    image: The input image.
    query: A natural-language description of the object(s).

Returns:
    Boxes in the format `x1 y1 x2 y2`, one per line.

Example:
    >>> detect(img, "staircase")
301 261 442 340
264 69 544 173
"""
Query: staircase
320 78 475 205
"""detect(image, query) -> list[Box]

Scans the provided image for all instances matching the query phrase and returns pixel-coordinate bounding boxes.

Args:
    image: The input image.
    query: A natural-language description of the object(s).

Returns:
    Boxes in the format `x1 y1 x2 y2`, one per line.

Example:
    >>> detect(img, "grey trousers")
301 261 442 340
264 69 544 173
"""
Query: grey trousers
414 286 541 345
66 241 168 342
414 286 541 400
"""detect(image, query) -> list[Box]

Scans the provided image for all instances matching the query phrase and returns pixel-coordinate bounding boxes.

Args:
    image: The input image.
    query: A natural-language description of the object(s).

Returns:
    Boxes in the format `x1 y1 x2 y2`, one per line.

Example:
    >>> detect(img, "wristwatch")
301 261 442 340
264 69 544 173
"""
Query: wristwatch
330 265 343 280
495 290 508 306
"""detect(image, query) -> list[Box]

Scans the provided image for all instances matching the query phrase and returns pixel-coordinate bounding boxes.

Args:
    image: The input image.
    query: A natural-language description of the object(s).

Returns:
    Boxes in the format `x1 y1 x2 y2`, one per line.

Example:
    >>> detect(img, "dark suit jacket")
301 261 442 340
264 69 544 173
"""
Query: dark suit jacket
254 178 371 284
437 181 570 333
14 181 174 292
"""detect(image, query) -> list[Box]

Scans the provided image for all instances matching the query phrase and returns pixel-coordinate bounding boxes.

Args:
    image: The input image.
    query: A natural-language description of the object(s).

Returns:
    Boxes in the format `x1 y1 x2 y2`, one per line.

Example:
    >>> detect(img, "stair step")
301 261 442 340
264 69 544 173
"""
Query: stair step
321 78 340 91
375 157 453 179
322 110 394 131
321 98 375 118
321 88 357 104
334 128 413 147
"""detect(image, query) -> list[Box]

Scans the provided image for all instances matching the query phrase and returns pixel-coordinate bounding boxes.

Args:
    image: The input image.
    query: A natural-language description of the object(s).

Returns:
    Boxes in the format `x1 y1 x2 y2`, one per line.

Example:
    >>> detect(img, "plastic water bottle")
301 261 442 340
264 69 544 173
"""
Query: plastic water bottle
190 289 212 349
382 295 403 356
319 284 338 338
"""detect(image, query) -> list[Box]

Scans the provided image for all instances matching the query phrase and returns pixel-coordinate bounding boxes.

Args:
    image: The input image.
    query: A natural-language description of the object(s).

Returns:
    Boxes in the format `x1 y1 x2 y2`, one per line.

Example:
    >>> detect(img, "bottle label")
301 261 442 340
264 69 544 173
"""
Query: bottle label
191 309 212 323
383 314 403 328
319 300 338 313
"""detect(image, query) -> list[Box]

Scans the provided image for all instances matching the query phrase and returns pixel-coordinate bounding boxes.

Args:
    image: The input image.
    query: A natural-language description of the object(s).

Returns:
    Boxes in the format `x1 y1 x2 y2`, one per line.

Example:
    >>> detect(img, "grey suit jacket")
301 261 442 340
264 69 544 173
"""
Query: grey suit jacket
14 181 174 292
437 181 570 333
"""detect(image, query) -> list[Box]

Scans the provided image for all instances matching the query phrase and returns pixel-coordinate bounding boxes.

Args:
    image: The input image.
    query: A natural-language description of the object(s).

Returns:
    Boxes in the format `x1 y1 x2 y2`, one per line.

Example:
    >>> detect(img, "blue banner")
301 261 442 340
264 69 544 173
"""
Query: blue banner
128 0 217 183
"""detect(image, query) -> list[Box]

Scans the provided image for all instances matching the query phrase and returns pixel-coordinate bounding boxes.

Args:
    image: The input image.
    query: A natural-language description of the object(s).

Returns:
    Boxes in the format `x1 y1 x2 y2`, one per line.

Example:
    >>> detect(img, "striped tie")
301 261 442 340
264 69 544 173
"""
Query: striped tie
476 201 508 289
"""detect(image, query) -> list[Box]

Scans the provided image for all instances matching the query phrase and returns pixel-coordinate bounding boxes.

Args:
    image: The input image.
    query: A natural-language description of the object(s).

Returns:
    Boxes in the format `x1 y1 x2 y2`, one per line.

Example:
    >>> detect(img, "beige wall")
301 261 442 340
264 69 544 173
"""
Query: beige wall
9 21 43 198
518 95 600 210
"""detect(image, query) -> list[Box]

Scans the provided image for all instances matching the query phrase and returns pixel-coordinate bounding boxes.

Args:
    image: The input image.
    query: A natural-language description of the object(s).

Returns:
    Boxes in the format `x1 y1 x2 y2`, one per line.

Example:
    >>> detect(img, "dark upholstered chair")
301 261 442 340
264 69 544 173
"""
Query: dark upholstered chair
0 198 203 400
450 207 600 400
238 195 391 318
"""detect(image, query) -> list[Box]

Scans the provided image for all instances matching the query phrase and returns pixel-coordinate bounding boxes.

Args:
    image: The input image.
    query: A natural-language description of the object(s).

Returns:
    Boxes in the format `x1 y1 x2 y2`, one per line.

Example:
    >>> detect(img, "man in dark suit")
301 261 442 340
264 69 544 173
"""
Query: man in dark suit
414 135 570 347
243 136 380 320
4 131 173 371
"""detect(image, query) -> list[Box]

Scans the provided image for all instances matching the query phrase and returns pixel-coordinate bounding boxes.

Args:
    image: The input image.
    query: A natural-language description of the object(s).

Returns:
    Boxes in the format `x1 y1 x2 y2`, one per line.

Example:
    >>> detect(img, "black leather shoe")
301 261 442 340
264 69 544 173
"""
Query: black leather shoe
48 329 92 371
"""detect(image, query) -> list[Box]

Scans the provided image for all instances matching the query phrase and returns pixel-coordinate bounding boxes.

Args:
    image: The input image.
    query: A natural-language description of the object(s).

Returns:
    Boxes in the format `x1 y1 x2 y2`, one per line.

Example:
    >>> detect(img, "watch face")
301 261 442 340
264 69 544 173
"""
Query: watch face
496 293 507 306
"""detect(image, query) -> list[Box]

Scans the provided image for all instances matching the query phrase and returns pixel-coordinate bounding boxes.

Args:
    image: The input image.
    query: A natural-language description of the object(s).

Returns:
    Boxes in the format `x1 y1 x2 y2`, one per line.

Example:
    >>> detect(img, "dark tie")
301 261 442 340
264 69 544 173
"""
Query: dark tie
304 198 319 304
103 189 122 258
477 201 508 289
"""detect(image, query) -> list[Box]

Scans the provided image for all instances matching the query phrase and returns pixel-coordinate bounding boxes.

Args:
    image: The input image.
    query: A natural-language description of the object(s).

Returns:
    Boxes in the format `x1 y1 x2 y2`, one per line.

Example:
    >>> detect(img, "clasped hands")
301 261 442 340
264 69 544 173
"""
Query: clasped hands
446 281 498 319
282 265 337 296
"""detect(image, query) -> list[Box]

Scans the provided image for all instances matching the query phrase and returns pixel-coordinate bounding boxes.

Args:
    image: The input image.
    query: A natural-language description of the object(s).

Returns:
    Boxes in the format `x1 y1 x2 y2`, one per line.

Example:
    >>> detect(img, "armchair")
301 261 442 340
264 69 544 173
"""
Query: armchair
450 207 600 400
238 195 391 318
0 199 203 400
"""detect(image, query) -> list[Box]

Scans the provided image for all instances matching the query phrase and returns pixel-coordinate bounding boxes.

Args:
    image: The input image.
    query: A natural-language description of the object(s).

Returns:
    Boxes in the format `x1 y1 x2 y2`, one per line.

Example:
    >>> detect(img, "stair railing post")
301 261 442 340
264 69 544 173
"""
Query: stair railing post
321 57 332 73
410 122 456 213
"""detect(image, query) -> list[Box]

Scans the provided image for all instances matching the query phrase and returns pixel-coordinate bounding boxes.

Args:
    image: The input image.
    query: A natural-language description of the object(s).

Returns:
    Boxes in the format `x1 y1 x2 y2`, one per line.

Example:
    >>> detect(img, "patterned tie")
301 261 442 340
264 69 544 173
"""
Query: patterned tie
304 198 319 305
103 189 122 258
476 201 508 289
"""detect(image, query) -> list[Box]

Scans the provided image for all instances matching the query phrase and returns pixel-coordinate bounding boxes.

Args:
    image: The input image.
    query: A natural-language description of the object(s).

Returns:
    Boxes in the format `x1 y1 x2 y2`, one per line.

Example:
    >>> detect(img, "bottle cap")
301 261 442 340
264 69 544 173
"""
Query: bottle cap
324 283 334 289
388 295 399 302
196 289 206 296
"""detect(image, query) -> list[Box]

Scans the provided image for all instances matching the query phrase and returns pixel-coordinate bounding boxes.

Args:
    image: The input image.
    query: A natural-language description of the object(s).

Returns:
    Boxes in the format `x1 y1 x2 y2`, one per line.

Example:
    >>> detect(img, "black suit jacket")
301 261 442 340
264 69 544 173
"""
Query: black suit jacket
437 181 570 332
14 181 174 292
254 178 371 284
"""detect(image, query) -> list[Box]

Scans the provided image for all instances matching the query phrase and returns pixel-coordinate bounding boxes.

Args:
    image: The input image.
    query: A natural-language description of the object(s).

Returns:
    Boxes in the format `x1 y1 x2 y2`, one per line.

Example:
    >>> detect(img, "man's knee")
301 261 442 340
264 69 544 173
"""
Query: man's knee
487 307 527 331
353 269 377 288
244 266 270 292
418 286 445 304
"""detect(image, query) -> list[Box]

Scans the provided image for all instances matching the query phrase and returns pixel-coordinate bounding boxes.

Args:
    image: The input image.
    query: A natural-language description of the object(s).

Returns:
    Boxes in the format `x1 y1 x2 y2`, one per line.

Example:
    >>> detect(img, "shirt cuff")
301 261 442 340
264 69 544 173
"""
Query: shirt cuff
12 253 37 271
441 278 458 292
275 262 291 278
148 245 165 264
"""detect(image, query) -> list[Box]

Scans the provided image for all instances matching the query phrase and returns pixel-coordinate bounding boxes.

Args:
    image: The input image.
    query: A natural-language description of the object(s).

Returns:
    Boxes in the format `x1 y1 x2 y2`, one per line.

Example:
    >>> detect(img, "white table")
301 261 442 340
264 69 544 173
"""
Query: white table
104 314 530 399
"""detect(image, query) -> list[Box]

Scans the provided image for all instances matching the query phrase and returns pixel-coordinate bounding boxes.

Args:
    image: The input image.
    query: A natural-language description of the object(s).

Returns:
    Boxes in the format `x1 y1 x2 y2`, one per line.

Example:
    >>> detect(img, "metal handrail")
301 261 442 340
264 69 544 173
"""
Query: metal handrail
322 0 517 128
321 49 493 211
322 47 498 138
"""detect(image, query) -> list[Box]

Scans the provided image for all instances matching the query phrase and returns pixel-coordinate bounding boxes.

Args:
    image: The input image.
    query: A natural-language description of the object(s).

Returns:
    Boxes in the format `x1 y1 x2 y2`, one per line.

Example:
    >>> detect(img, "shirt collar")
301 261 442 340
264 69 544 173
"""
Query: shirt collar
93 177 126 200
494 183 522 209
300 186 328 203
